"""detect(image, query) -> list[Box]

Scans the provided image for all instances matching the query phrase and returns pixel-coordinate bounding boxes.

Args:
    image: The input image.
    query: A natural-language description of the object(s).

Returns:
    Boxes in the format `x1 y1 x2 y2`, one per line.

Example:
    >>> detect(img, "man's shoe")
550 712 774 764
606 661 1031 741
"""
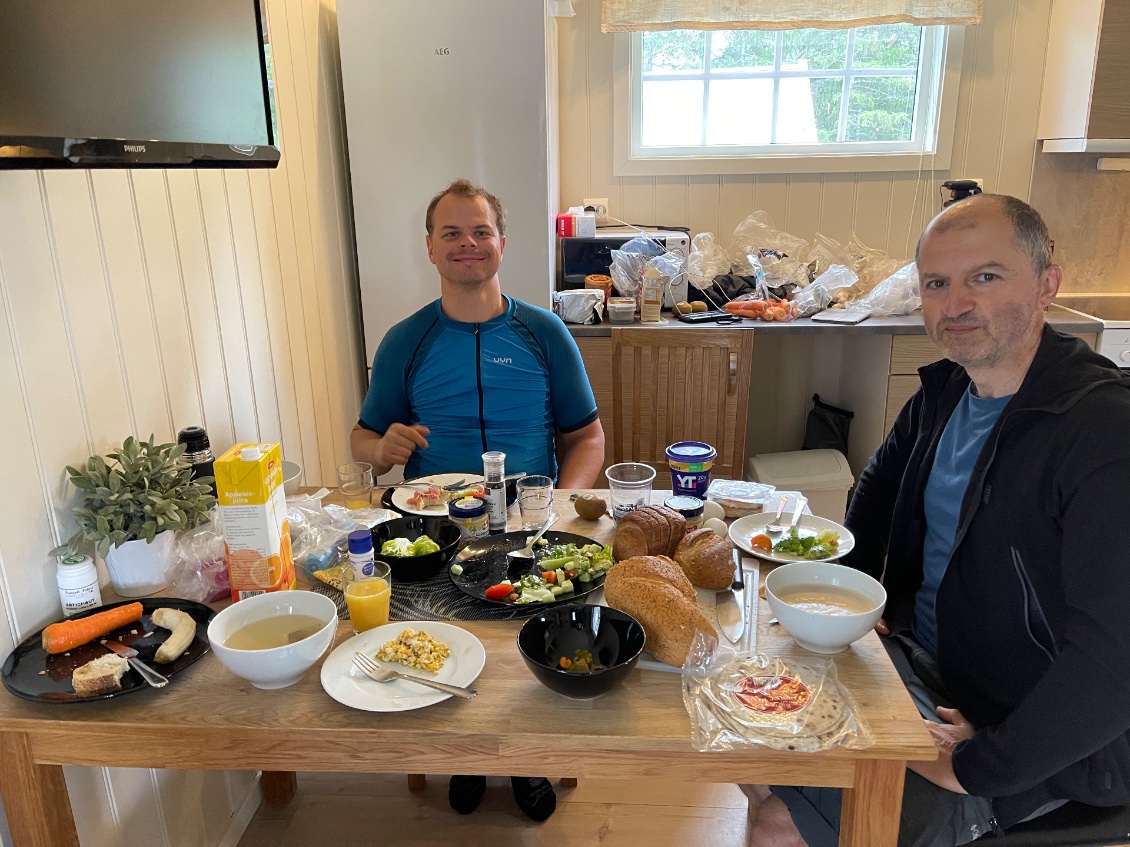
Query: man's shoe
449 775 487 815
511 776 557 822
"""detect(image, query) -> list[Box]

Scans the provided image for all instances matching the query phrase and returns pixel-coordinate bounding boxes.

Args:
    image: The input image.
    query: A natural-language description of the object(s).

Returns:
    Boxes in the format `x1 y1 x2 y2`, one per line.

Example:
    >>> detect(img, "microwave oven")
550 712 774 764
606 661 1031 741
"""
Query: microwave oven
558 228 691 307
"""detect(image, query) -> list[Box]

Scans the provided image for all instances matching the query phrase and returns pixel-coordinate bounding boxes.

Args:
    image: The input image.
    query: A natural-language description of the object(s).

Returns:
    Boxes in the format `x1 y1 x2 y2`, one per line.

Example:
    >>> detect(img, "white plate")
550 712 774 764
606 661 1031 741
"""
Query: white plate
728 513 855 564
390 473 485 516
320 621 486 712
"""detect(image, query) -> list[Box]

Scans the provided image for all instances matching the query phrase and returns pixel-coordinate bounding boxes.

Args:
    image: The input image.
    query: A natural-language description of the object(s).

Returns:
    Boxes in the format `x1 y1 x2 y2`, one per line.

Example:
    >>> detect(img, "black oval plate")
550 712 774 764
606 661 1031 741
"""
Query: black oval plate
448 530 610 607
1 598 215 704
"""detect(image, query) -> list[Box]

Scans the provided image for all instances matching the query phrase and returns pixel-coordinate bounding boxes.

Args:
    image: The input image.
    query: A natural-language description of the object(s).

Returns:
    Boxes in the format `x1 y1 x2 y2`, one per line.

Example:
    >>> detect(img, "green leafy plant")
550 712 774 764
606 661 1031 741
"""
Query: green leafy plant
52 435 216 559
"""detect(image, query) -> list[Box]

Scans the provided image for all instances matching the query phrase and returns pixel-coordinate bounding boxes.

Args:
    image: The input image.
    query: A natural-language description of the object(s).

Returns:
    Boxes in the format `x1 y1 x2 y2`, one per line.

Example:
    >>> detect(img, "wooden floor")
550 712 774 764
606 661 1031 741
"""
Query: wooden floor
237 774 751 847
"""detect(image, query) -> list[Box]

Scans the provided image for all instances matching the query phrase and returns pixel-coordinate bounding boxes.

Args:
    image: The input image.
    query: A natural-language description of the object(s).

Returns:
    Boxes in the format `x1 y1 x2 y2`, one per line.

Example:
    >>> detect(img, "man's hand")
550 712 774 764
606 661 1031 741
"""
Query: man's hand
908 706 975 794
350 423 429 477
875 617 889 635
375 423 429 469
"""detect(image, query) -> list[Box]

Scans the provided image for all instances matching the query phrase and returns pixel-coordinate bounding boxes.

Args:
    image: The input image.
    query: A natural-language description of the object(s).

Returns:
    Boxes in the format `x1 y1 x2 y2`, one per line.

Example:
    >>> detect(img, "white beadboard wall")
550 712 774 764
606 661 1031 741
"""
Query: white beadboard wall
559 0 1053 258
0 0 362 844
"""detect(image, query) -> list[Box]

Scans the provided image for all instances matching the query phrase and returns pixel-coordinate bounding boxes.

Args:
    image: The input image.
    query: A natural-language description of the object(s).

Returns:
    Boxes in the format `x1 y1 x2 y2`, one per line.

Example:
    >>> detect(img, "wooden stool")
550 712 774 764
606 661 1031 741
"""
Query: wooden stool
407 774 426 792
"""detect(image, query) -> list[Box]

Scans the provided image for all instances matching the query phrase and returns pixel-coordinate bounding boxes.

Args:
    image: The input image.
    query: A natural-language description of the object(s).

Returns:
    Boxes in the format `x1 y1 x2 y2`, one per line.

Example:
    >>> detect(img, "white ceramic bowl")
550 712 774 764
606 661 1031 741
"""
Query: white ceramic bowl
207 591 337 689
765 562 886 654
281 460 302 495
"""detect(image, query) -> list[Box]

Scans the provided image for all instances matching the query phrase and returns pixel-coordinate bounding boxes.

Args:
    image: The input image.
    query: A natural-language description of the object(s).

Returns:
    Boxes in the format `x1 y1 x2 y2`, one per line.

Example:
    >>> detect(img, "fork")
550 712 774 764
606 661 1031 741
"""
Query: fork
351 653 477 699
397 478 467 492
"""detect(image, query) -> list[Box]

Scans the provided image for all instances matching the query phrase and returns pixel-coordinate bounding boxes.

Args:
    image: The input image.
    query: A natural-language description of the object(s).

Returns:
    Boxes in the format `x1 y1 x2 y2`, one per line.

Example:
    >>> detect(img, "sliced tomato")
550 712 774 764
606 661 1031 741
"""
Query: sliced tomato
484 582 514 600
542 570 558 584
749 533 773 552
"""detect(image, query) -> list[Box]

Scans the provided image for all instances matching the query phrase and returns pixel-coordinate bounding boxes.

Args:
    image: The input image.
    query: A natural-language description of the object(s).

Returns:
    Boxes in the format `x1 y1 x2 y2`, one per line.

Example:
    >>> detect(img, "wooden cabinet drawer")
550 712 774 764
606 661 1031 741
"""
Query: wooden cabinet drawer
890 337 943 374
885 375 924 433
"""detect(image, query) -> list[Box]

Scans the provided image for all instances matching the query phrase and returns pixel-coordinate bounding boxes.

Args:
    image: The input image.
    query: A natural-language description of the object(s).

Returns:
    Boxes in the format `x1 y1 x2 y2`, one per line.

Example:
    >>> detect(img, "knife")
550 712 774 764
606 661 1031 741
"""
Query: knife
103 640 168 689
716 549 746 643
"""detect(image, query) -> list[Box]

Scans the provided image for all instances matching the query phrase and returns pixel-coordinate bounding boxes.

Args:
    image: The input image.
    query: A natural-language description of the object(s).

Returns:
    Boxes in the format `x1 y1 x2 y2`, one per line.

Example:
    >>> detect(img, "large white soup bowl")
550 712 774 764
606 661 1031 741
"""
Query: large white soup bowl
765 562 886 654
208 591 337 689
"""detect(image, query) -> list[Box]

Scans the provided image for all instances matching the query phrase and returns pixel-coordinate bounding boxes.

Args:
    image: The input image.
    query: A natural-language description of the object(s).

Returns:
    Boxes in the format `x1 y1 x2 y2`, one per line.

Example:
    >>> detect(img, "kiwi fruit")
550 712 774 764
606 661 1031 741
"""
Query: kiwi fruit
691 301 708 313
673 301 692 316
573 493 608 521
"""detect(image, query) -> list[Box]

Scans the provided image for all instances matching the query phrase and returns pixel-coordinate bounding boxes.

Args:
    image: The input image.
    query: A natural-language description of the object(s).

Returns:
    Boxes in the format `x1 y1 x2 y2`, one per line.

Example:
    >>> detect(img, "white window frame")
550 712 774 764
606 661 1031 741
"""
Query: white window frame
613 25 965 176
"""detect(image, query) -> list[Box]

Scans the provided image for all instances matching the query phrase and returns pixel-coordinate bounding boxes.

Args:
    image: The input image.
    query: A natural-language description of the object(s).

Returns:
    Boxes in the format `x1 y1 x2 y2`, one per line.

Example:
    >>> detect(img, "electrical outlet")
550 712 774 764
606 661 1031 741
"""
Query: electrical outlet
583 197 609 223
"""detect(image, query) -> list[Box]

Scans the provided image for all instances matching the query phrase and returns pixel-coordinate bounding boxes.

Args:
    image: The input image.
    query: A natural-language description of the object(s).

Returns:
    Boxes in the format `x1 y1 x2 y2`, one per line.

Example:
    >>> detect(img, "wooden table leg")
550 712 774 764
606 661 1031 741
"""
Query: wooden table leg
407 774 427 792
560 778 578 788
261 770 298 805
0 732 80 847
839 760 905 847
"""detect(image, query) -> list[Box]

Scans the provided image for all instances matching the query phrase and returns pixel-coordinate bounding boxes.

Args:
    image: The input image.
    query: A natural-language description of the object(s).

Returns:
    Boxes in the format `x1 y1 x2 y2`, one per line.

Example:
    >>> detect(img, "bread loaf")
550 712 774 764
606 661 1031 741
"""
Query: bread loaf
71 654 128 696
604 555 716 667
612 506 687 560
674 528 737 590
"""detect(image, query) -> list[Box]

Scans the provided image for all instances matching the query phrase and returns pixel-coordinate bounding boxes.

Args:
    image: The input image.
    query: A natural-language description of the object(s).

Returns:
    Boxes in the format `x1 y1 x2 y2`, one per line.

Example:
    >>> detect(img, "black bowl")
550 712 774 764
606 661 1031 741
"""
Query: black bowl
517 606 646 699
371 516 464 582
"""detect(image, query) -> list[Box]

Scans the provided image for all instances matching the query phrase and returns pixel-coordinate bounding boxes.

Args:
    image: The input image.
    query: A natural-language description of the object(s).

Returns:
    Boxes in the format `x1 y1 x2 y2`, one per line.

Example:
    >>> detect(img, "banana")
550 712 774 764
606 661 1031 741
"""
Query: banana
152 608 195 663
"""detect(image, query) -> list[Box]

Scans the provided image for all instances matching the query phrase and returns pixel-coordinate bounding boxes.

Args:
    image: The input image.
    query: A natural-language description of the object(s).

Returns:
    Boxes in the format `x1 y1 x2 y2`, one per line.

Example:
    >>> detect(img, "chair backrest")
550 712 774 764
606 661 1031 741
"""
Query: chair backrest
610 328 754 482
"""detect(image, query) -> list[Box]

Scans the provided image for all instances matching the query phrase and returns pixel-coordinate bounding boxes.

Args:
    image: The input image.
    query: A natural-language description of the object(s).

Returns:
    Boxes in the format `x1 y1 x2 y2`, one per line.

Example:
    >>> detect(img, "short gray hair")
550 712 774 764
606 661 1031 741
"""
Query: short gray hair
919 194 1054 276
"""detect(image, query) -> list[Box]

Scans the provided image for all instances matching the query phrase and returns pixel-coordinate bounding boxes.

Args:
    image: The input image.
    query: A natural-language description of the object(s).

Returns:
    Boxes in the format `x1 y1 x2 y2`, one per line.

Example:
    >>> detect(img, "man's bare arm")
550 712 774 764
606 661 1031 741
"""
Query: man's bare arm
350 422 429 477
555 419 605 489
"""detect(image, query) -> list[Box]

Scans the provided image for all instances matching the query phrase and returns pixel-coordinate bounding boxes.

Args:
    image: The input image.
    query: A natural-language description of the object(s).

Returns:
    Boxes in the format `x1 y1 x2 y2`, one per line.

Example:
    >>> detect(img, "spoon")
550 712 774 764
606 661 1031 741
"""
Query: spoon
764 494 790 533
507 513 558 560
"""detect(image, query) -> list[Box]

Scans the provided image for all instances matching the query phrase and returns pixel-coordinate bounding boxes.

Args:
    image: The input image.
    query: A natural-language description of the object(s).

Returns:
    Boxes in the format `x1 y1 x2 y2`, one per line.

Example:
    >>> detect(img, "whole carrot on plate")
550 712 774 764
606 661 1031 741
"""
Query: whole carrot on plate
41 602 145 654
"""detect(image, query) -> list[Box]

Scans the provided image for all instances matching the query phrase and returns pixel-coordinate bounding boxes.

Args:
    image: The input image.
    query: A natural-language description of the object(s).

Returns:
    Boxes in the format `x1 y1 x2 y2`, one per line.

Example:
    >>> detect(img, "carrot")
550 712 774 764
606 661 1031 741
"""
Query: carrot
41 602 144 654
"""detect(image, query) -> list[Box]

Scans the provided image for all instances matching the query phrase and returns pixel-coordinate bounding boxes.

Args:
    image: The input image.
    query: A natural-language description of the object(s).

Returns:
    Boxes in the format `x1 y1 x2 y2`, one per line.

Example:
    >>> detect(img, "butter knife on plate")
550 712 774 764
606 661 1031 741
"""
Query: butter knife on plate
716 549 746 643
103 640 168 689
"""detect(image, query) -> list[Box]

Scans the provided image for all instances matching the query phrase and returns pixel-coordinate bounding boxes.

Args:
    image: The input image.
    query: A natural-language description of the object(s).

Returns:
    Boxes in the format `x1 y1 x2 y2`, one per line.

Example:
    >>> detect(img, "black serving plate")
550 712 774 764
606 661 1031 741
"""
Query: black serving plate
1 598 214 704
448 530 609 607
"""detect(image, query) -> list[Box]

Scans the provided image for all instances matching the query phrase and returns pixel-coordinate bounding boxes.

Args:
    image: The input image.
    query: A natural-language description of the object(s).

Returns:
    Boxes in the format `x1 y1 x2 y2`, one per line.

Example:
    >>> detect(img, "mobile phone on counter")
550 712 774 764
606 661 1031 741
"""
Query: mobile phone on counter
811 308 872 324
676 310 741 324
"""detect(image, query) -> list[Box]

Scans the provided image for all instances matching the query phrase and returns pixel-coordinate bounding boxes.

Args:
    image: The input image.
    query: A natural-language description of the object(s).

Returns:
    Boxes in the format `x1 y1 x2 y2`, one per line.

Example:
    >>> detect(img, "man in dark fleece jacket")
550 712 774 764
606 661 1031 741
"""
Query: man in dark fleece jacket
745 195 1130 847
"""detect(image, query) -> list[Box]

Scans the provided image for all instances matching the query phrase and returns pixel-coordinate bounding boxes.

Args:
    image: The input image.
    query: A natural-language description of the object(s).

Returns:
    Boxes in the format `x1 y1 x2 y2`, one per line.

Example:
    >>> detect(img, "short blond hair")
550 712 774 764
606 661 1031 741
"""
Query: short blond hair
425 179 507 237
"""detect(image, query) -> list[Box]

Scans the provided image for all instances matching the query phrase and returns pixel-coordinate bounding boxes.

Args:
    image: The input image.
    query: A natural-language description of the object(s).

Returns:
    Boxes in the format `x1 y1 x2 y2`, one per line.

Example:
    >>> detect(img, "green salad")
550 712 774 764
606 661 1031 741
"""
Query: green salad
772 528 840 560
380 536 441 557
510 543 615 605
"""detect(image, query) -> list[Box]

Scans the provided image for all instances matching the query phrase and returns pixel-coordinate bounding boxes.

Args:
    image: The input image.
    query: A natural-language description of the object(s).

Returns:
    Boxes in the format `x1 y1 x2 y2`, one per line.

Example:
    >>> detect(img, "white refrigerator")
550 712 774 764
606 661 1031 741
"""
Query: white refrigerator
337 0 560 367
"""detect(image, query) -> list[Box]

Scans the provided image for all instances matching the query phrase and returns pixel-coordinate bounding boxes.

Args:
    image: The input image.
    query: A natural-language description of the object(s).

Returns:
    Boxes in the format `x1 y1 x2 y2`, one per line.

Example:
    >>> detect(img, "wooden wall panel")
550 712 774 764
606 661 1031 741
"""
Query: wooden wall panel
0 1 360 844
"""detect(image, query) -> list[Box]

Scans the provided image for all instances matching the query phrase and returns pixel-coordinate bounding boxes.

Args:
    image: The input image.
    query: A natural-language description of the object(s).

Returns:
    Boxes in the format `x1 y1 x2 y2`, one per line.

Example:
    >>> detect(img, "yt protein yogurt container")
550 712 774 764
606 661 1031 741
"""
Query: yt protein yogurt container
665 441 717 498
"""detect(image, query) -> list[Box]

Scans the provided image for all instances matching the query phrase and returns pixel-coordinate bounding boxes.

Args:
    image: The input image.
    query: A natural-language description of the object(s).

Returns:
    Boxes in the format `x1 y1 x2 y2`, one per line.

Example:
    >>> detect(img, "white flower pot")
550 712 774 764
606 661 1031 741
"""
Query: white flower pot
103 531 175 597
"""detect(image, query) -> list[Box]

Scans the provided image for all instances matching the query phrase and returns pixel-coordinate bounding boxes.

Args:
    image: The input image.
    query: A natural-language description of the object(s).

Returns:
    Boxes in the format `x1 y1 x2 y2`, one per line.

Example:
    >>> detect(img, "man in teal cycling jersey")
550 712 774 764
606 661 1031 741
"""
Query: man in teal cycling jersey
351 179 604 488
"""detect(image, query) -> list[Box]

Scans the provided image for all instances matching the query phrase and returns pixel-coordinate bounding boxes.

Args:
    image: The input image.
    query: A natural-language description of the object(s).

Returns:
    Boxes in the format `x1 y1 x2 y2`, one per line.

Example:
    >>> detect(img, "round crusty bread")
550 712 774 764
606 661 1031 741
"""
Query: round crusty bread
604 554 716 667
675 528 737 590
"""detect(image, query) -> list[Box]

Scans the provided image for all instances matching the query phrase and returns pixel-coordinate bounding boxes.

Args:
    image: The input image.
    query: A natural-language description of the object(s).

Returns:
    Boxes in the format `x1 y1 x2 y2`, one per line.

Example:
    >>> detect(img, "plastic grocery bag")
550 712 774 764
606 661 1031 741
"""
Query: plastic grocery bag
553 289 604 324
791 265 859 318
682 632 873 752
849 262 920 317
730 211 809 274
166 509 229 603
686 232 732 290
609 234 665 298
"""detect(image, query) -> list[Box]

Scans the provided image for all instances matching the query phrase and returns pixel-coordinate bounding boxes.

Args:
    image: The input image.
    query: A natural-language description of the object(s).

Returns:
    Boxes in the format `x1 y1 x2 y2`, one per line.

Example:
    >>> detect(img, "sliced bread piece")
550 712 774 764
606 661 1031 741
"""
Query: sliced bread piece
71 654 129 696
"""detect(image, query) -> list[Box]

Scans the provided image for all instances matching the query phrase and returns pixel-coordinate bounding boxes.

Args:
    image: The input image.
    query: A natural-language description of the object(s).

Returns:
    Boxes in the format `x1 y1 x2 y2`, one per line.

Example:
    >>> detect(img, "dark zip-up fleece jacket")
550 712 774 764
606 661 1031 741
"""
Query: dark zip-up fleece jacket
841 325 1130 829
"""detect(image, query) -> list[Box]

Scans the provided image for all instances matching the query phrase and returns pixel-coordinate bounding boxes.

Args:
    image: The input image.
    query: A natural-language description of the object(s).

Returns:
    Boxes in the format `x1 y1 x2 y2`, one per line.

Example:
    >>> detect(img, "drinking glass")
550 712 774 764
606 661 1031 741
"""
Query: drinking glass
336 462 374 509
342 562 392 634
517 475 554 529
604 462 656 520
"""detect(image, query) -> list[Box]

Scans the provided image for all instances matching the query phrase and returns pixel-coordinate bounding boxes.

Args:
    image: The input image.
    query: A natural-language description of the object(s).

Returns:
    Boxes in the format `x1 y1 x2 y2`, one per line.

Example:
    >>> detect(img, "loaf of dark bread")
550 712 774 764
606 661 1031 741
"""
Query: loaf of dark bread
612 505 687 561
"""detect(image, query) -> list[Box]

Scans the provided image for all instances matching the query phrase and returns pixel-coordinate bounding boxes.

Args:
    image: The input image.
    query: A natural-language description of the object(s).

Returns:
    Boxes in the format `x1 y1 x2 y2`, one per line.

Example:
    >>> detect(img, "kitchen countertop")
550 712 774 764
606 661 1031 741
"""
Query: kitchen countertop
567 304 1101 337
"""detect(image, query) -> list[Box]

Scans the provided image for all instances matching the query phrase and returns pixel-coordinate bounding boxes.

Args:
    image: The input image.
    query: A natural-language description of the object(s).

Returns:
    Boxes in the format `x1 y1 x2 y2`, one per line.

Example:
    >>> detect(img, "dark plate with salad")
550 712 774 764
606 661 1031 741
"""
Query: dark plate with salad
448 531 615 606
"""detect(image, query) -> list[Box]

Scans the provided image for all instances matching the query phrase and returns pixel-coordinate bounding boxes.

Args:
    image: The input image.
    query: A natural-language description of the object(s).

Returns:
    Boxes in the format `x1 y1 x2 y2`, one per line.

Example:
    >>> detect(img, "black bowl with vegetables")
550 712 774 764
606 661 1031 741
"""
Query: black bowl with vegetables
371 516 464 582
517 605 646 698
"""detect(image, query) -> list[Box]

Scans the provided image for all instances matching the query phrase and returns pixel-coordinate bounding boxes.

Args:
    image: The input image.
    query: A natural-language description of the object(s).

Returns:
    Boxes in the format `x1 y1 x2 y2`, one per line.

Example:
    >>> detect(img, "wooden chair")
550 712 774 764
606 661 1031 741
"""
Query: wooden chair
610 328 754 481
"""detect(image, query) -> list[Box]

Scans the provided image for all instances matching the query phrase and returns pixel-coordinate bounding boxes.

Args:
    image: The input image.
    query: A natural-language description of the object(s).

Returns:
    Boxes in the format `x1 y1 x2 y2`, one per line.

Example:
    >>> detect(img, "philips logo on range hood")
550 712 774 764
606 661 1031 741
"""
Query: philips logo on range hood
123 144 146 153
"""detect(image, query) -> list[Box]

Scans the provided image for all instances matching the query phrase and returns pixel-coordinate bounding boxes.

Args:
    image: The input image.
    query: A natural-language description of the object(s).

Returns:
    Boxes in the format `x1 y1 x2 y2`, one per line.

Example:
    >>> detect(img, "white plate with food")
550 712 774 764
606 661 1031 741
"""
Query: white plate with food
320 621 485 712
729 513 855 564
389 473 486 516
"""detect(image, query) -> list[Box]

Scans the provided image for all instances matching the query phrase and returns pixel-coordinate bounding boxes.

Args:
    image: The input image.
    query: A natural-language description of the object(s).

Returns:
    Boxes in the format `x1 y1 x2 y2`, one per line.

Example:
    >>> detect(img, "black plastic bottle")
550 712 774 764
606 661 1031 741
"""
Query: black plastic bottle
177 426 217 496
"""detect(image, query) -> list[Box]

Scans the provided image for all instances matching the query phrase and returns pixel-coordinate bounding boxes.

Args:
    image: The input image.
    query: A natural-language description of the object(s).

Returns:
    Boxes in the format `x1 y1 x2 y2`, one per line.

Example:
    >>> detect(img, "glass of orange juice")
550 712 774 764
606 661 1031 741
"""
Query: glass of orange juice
337 462 374 510
342 562 391 633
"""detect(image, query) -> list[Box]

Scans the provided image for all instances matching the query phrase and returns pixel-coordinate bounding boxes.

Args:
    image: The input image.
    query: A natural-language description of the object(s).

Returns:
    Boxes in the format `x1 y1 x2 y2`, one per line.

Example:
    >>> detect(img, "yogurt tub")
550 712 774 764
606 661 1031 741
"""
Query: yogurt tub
665 441 717 498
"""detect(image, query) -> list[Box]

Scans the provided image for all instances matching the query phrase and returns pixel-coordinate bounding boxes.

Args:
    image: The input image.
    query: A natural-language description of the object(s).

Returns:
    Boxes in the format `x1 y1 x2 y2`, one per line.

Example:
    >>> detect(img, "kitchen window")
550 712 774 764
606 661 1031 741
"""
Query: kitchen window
613 24 963 175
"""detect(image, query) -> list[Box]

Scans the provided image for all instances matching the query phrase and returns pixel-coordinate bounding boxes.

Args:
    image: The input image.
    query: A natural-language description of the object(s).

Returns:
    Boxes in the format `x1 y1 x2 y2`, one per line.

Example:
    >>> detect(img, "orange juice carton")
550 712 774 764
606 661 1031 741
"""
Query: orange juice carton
214 442 296 601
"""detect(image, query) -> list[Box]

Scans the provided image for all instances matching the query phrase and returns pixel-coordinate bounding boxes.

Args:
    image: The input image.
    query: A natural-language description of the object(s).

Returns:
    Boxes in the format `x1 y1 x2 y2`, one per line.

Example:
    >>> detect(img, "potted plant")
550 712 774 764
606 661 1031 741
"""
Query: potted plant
53 435 217 597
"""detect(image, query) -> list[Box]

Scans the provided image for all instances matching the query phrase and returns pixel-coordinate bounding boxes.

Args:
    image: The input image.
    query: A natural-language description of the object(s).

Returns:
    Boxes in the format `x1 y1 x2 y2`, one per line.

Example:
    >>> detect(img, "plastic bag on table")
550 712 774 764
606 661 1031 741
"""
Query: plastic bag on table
553 288 605 324
682 631 873 752
730 211 809 274
287 497 397 582
646 250 689 309
686 232 732 290
844 234 904 295
756 251 812 298
166 508 230 603
609 234 665 299
790 265 859 318
803 232 853 277
849 262 920 317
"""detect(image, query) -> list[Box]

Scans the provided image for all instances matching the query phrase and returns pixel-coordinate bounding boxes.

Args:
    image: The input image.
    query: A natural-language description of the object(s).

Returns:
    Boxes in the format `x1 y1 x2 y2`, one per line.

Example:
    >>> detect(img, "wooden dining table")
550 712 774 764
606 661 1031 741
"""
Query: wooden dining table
0 488 935 847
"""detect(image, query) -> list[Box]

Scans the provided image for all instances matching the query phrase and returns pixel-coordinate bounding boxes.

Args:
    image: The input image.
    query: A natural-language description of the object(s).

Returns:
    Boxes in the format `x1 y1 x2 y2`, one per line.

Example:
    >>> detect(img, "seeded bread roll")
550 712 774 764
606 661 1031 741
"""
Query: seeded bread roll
604 555 716 667
612 506 687 560
675 528 737 589
71 654 129 697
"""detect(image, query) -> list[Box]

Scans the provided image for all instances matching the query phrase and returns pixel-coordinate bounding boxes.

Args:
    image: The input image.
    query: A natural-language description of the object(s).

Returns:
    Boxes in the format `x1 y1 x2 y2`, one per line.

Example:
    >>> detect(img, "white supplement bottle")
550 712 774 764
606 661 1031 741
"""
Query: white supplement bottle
57 554 103 616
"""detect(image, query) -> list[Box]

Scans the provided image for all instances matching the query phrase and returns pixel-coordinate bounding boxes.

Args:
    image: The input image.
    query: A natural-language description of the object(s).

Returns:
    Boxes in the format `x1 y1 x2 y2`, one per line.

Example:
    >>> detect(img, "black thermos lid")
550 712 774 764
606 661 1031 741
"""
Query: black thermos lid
177 426 210 452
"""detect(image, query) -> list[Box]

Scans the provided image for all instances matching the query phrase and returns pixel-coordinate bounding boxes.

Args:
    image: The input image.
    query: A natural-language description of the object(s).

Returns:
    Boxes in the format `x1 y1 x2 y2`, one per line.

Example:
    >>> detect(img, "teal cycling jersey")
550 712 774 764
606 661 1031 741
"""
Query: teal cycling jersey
358 297 598 481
